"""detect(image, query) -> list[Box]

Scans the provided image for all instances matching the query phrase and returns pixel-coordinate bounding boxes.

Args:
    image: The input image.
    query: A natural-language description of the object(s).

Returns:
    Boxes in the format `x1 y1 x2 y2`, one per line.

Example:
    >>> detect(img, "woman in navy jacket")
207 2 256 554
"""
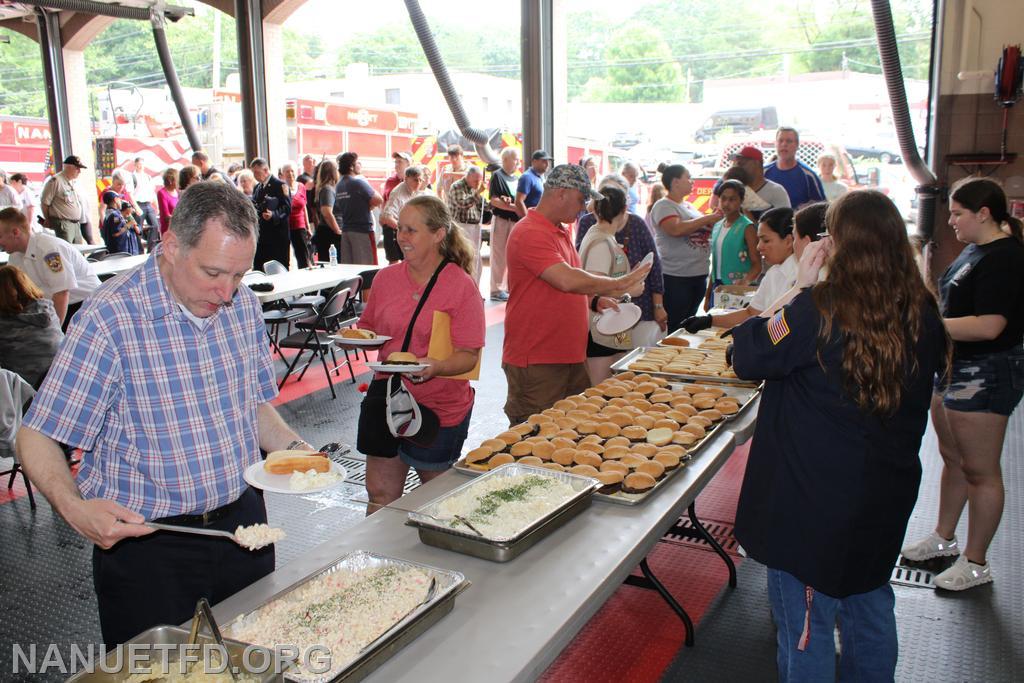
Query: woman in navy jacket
730 190 949 681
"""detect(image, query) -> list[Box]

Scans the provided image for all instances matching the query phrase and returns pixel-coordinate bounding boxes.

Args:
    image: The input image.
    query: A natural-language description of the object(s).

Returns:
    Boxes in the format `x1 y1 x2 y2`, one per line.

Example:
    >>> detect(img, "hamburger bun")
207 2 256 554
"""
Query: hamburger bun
384 351 419 365
622 472 657 494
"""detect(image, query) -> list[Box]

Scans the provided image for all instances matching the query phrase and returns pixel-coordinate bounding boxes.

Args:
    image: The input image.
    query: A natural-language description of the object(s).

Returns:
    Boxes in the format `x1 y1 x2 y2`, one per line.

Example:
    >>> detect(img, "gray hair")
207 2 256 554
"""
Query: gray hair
171 181 258 250
404 165 423 178
465 165 482 177
599 173 629 194
501 147 519 161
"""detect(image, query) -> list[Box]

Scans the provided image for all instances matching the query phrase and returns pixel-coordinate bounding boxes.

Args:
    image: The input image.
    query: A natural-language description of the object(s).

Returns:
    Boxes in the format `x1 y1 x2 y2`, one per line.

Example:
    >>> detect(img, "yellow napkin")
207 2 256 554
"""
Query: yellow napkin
428 311 481 380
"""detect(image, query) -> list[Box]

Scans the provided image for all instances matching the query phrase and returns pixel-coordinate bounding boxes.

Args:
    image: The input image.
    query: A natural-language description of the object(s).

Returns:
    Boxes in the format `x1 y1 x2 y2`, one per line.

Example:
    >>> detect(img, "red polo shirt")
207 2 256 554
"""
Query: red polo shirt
503 209 589 367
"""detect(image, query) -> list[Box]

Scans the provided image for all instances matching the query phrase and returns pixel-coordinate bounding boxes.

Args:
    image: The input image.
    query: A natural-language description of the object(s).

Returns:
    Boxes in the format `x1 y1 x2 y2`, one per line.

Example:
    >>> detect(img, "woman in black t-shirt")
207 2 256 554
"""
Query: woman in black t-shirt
902 178 1024 591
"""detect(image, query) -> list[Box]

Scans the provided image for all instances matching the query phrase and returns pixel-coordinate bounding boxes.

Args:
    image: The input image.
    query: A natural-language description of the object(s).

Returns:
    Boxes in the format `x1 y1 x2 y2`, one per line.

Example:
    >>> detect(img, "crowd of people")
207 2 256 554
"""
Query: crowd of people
2 124 1022 682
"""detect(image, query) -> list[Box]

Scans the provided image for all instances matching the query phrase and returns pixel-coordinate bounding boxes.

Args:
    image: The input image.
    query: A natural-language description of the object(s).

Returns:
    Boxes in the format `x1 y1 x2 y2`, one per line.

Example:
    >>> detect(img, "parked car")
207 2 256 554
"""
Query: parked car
693 107 778 143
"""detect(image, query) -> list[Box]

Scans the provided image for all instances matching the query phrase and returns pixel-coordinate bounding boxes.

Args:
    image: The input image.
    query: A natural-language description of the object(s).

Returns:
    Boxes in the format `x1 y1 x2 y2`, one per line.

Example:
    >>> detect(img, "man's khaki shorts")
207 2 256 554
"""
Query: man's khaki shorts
502 362 590 425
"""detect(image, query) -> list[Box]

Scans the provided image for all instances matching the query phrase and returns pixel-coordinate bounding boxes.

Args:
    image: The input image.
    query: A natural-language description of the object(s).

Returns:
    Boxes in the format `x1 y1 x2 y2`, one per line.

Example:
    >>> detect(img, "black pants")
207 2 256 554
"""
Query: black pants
382 226 404 262
92 487 274 646
254 224 290 271
314 225 342 262
663 273 708 333
290 229 312 268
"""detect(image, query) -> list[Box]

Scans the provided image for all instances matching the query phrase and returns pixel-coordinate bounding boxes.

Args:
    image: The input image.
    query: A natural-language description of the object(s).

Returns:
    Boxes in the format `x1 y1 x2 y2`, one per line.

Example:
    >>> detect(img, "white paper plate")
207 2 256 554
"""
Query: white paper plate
595 302 642 335
243 460 347 495
366 362 429 373
330 334 391 347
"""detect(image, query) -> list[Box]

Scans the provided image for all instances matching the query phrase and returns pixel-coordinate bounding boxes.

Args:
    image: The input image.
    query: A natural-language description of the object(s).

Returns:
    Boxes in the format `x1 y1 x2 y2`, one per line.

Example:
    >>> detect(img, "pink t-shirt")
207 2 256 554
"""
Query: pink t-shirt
502 209 589 367
359 261 485 426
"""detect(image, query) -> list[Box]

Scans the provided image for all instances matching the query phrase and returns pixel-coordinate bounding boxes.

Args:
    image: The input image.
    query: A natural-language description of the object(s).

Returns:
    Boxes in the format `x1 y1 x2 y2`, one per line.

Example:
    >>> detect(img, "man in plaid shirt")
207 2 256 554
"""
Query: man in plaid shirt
17 182 318 646
446 165 486 284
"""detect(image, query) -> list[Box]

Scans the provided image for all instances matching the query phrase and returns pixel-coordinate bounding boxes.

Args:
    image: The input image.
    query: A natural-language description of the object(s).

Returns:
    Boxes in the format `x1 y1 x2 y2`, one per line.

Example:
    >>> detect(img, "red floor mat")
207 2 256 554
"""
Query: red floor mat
539 444 750 683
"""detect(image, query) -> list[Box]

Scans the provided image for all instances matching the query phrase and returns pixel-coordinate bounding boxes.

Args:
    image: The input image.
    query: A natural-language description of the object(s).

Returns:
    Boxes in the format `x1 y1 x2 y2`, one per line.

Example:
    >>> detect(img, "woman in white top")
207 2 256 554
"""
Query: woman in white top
579 185 645 383
683 205 823 332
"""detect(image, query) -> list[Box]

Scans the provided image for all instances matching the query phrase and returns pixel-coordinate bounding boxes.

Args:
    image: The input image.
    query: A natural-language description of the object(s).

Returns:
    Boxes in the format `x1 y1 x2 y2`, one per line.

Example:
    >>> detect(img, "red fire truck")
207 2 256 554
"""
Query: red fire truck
285 98 421 189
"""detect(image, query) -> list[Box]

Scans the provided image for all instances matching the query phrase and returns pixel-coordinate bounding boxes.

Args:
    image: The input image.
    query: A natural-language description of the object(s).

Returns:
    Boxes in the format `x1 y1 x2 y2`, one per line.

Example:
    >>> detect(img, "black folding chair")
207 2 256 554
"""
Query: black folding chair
277 288 356 399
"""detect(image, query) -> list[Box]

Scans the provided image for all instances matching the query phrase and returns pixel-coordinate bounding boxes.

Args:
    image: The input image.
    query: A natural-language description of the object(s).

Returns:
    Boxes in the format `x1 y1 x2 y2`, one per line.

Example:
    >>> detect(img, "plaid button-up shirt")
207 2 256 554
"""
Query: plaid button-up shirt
446 178 484 225
24 251 278 520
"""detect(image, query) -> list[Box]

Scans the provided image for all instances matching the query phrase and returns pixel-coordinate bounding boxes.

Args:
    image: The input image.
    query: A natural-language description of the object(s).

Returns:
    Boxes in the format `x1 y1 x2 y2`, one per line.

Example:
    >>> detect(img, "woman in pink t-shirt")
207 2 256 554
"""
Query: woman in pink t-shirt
155 168 178 237
357 194 486 510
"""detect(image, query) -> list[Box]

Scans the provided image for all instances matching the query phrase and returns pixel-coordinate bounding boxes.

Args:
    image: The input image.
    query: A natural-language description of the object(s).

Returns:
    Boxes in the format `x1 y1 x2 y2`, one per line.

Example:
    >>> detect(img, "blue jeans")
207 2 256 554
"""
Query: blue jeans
767 568 897 682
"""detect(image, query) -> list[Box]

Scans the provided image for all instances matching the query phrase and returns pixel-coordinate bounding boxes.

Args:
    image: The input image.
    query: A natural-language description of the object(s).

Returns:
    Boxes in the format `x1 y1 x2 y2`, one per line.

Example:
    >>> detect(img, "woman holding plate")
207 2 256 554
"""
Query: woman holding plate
356 194 485 511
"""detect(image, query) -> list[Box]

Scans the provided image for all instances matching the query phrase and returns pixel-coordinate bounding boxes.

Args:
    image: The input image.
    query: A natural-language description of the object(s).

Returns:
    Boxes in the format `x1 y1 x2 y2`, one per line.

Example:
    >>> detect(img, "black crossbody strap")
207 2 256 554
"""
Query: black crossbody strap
401 259 450 352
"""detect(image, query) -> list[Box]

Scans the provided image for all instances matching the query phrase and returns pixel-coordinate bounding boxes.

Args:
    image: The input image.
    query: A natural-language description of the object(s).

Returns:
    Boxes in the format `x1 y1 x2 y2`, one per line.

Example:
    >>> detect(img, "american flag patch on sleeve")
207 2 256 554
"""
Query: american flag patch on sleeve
767 309 790 345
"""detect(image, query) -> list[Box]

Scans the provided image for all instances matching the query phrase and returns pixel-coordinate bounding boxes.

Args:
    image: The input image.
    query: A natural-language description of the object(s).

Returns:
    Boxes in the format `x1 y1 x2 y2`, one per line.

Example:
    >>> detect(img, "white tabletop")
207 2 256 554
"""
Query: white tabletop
0 242 103 264
211 399 760 682
90 254 150 279
252 263 372 302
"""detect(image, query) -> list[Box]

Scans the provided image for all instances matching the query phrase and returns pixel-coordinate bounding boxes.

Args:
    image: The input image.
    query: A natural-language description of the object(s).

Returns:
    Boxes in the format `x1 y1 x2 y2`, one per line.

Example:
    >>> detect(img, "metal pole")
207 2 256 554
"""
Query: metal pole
35 8 72 165
521 0 553 160
234 0 270 162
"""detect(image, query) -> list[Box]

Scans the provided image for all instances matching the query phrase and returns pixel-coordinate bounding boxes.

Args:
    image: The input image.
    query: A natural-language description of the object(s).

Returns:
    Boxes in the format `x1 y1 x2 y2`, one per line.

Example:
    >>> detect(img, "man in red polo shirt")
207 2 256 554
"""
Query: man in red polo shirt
502 164 652 424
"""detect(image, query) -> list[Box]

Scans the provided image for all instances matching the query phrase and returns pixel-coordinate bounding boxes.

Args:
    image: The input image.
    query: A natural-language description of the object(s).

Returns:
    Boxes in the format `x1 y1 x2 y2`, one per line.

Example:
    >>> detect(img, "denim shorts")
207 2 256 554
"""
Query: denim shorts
936 347 1024 416
399 407 472 471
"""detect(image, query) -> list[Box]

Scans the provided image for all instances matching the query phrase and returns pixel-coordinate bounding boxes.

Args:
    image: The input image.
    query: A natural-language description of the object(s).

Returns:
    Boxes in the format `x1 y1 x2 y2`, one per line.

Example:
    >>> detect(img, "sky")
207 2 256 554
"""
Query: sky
283 0 642 42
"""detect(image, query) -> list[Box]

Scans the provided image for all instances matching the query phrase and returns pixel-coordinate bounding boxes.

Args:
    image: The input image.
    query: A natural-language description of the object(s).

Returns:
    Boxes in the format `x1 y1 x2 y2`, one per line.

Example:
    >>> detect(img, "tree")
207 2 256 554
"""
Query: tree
0 31 46 117
582 23 684 103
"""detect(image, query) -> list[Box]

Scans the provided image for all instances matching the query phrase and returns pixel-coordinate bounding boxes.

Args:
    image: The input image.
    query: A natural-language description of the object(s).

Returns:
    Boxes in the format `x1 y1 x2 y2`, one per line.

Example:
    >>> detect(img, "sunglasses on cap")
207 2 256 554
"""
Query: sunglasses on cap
814 231 829 241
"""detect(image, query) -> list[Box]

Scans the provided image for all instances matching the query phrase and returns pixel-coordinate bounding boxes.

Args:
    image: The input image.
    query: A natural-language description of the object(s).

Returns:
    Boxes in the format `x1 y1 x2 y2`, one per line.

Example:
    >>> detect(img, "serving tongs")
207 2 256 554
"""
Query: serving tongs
188 598 238 681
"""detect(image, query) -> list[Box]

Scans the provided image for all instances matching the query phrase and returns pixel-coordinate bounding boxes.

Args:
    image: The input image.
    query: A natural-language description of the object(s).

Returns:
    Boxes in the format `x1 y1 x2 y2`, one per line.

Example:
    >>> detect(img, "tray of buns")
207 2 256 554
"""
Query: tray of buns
610 345 756 386
452 375 759 506
407 464 600 561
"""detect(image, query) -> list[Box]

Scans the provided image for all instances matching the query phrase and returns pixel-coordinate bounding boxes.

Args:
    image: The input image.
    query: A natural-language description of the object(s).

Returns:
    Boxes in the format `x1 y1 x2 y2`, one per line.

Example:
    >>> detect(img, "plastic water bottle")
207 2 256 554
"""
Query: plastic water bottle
328 244 338 266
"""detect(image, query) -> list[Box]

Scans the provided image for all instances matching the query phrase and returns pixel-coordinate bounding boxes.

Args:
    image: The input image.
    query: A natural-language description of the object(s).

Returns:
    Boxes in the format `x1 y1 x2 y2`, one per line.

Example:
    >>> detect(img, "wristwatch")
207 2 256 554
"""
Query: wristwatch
286 439 313 451
653 303 665 310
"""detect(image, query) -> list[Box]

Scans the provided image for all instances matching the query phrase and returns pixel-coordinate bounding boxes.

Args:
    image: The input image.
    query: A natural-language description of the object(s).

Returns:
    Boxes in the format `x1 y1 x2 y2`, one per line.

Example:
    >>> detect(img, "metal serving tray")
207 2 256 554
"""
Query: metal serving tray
407 464 600 562
611 346 760 387
222 551 469 683
452 385 759 506
67 625 278 682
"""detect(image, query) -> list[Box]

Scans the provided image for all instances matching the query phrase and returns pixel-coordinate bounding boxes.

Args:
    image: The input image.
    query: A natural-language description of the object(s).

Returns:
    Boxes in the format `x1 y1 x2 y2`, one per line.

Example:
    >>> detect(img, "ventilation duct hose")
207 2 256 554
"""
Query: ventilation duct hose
870 0 940 238
404 0 501 164
151 11 202 152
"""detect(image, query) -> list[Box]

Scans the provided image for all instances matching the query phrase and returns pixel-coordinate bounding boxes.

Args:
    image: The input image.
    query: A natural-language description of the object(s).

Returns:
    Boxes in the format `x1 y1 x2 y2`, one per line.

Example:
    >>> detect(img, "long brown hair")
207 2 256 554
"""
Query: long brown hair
404 194 476 277
812 190 949 415
0 265 44 315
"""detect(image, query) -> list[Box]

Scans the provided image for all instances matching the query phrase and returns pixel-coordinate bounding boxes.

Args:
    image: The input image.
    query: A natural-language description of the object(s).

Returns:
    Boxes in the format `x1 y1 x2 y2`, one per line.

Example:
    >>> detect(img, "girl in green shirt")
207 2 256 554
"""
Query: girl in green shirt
705 179 761 309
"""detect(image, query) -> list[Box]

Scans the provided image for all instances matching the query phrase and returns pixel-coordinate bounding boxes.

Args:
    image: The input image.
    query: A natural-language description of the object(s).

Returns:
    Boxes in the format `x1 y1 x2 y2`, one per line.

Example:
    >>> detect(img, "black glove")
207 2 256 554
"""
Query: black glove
681 315 712 333
725 343 734 367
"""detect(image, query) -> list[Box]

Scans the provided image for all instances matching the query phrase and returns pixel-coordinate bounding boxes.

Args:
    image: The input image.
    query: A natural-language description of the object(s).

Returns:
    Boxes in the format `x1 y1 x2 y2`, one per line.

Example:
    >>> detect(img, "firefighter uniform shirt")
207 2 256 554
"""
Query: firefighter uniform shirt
10 231 101 305
729 289 946 597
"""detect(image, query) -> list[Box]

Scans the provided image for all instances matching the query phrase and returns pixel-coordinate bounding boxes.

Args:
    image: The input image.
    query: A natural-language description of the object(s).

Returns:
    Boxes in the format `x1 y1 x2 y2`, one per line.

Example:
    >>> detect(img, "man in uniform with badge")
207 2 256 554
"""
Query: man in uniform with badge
0 207 100 329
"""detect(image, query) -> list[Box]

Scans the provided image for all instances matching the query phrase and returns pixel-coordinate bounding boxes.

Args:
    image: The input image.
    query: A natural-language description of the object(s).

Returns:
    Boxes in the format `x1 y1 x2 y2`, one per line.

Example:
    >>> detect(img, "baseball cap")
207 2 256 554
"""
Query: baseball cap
531 149 553 161
544 164 603 201
392 151 412 162
101 190 118 204
63 155 87 169
730 146 763 163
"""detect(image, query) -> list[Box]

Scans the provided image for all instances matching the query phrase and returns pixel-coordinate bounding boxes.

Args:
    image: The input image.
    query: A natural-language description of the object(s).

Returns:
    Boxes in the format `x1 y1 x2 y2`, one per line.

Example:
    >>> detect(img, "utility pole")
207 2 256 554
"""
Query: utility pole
212 10 221 89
